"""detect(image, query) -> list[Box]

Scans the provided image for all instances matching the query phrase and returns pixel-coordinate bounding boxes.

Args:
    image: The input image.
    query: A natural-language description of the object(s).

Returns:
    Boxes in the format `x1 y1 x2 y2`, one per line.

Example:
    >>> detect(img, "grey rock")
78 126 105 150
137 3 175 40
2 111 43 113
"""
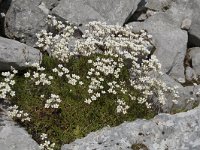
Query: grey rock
4 0 48 46
129 13 188 82
158 74 182 112
134 0 200 47
166 0 193 28
145 0 173 11
129 0 173 22
167 0 200 47
62 106 200 150
185 66 197 81
42 0 60 10
0 104 40 150
38 2 49 15
159 74 198 112
0 37 42 71
181 18 192 30
0 0 11 36
188 1 200 47
146 9 157 17
176 85 198 111
188 47 200 77
52 0 142 27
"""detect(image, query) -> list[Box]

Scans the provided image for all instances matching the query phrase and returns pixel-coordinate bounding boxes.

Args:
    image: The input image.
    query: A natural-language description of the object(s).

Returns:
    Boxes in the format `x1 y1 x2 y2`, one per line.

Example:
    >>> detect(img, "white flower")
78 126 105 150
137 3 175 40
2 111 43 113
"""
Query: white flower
52 68 58 72
79 81 84 85
40 133 48 140
10 91 15 97
88 71 93 76
45 104 50 108
101 91 106 94
91 95 97 101
45 94 61 109
35 81 40 85
96 92 100 97
24 72 31 78
10 80 15 85
48 76 53 80
95 72 100 76
88 60 93 63
33 72 39 78
58 72 64 77
84 98 92 104
88 89 93 94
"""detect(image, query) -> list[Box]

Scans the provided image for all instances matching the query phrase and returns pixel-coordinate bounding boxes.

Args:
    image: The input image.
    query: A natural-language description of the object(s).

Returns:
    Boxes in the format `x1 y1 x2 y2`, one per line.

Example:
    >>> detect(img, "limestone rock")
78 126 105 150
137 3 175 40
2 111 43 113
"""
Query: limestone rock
159 74 198 112
38 2 49 15
52 0 142 27
145 0 173 11
0 37 42 71
62 106 200 150
188 1 200 47
4 0 47 46
42 0 60 10
169 0 200 47
188 47 200 77
166 0 193 28
0 104 40 150
181 18 192 30
129 13 188 82
185 66 197 81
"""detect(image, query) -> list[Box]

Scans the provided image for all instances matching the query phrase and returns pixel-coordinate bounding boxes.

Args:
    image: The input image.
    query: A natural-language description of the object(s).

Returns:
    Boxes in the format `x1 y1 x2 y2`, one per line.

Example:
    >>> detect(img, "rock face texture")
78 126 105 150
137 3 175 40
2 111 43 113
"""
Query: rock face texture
62 106 200 150
0 104 40 150
145 0 173 11
188 47 200 77
0 37 42 71
4 0 47 46
52 0 141 26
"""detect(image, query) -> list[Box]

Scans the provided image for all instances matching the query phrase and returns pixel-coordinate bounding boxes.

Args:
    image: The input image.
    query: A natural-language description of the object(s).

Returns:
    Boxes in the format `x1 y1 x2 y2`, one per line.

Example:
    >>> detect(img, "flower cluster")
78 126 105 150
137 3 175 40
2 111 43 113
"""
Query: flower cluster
8 105 31 122
24 63 53 86
72 21 177 108
39 133 55 150
36 15 77 62
0 67 17 99
42 94 62 109
84 56 129 107
53 64 83 86
36 17 181 112
116 99 130 114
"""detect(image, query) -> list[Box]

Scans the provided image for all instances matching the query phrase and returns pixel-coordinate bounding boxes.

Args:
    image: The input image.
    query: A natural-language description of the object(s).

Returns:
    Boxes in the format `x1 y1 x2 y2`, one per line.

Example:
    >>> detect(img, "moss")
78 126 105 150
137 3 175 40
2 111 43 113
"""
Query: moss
4 54 156 150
